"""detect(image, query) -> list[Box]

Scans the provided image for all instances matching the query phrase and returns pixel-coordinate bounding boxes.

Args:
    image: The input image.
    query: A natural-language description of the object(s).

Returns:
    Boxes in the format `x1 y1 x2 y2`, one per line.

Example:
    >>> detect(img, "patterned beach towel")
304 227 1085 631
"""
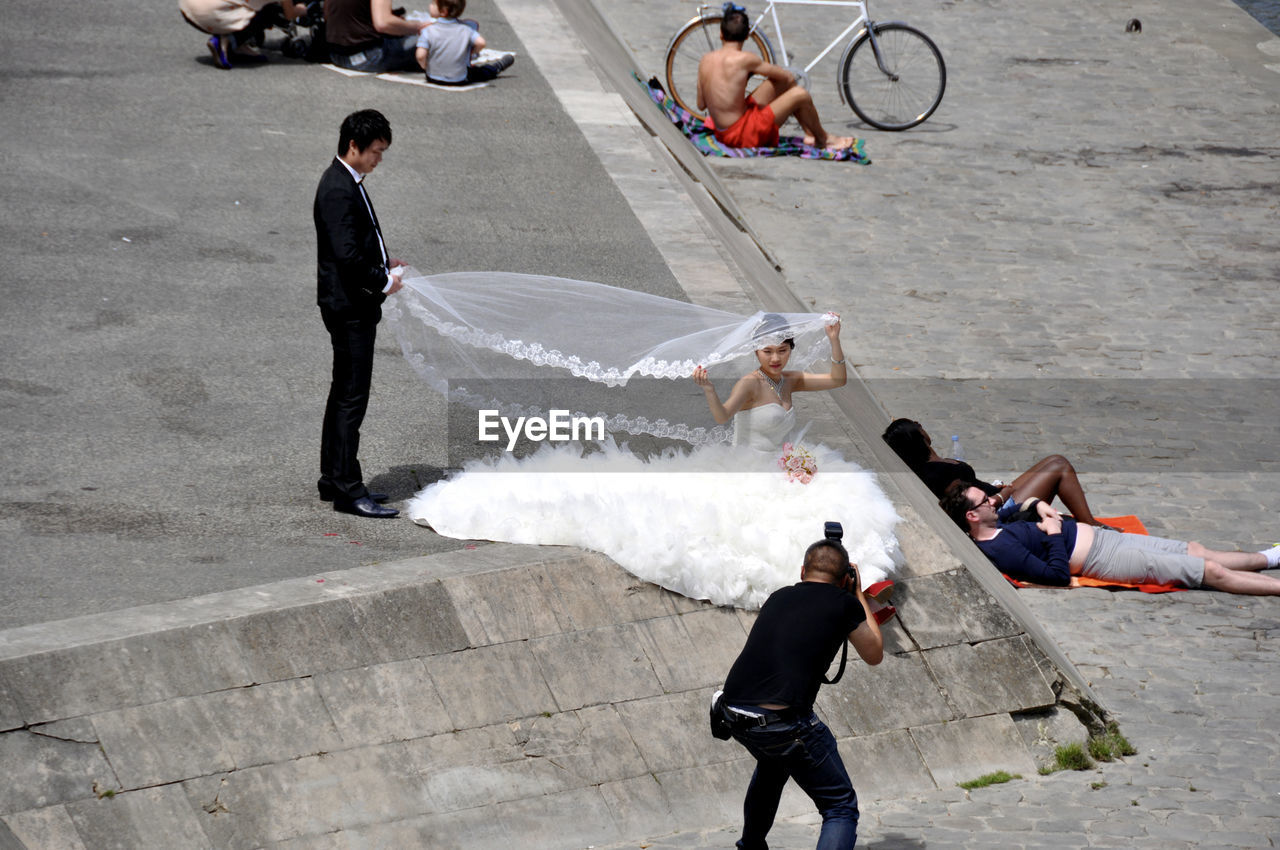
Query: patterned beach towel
641 76 869 164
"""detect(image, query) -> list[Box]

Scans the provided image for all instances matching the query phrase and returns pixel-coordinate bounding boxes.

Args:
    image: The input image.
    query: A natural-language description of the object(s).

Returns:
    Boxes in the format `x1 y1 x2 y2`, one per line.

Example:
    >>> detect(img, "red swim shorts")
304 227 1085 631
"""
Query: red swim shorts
708 97 780 148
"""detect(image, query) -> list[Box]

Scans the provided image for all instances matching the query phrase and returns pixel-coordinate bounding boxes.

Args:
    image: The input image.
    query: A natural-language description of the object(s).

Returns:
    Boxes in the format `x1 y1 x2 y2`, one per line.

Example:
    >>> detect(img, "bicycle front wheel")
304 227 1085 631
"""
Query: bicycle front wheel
840 23 945 131
665 15 774 119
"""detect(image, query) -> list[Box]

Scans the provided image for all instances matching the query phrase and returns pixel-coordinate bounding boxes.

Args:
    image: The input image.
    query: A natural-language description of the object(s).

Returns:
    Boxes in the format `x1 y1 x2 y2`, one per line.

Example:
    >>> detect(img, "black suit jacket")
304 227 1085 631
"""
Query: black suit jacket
314 158 389 318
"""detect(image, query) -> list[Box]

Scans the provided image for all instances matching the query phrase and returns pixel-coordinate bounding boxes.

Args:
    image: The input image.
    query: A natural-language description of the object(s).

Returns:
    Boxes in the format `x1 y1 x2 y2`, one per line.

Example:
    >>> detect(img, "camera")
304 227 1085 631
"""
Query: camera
823 521 858 588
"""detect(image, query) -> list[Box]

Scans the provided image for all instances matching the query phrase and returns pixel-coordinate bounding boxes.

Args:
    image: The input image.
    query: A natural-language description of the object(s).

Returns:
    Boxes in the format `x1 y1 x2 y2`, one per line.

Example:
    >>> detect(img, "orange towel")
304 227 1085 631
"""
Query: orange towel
1094 515 1147 535
1002 516 1188 593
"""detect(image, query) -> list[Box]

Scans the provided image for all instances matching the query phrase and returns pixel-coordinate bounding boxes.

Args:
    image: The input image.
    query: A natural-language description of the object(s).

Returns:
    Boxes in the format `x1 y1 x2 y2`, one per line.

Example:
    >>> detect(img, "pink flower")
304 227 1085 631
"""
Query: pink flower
778 443 818 483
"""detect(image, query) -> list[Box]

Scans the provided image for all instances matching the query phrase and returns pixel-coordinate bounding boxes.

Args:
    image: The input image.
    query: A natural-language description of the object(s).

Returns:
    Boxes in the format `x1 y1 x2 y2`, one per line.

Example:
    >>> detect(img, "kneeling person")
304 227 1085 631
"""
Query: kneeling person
718 537 883 850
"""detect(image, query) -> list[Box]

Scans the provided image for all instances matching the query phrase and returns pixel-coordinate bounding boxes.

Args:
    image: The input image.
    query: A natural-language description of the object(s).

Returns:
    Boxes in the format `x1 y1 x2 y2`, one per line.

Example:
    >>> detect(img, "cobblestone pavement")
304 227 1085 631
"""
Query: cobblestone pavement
586 0 1280 845
601 0 1280 526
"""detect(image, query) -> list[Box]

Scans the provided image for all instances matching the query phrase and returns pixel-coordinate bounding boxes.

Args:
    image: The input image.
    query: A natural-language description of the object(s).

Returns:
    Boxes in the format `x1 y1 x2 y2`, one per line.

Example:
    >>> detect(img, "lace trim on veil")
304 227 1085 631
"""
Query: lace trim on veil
385 270 839 447
396 295 720 386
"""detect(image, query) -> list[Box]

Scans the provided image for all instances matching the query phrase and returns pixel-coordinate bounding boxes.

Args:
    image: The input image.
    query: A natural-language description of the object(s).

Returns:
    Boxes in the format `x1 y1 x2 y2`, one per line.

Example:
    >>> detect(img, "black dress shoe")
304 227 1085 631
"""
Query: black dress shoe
333 496 399 518
320 489 388 503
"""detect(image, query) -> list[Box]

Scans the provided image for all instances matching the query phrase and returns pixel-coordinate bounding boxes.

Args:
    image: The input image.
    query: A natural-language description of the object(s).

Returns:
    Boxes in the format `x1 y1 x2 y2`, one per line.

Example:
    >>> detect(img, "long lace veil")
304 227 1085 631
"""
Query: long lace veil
383 270 839 448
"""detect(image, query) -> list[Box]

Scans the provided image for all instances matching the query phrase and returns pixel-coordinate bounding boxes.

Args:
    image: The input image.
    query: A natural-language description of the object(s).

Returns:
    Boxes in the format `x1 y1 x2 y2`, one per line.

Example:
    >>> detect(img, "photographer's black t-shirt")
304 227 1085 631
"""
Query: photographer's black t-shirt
722 581 866 713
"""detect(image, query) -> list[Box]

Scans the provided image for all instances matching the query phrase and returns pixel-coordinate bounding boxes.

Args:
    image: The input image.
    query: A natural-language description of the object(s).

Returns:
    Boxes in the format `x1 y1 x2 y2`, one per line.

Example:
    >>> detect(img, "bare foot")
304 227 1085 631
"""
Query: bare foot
803 134 855 150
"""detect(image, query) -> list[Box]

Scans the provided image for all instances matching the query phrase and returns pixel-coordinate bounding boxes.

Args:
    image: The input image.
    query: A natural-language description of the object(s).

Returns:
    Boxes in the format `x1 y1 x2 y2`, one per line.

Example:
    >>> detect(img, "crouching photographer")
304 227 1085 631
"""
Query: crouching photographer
711 525 883 850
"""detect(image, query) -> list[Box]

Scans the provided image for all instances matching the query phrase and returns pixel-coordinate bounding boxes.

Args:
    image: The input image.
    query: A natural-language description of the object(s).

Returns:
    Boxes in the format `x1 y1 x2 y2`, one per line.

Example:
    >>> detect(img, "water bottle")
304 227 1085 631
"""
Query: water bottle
951 435 965 462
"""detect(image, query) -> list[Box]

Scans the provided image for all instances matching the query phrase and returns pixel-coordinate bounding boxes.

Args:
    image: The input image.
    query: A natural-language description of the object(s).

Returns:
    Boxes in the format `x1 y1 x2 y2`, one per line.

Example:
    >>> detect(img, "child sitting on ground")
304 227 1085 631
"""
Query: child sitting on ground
415 0 514 85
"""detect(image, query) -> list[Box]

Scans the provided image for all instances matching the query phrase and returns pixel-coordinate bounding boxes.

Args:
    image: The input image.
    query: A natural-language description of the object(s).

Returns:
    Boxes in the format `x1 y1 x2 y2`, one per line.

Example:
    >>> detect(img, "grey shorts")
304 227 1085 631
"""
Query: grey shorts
1081 528 1204 588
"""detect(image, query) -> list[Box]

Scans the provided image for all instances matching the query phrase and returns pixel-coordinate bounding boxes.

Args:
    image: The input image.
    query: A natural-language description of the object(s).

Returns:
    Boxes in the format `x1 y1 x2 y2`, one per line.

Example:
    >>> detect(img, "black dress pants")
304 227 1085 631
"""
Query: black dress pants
319 308 379 501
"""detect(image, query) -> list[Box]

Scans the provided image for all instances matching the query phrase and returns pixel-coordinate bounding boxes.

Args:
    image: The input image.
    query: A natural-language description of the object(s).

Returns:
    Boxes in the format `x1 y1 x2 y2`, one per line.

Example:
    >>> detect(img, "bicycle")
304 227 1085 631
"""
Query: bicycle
664 0 945 131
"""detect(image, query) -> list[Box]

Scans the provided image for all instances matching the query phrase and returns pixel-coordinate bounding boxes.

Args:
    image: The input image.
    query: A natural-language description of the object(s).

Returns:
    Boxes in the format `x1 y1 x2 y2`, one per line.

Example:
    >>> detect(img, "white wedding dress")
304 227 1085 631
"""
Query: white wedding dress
406 403 901 610
731 402 795 451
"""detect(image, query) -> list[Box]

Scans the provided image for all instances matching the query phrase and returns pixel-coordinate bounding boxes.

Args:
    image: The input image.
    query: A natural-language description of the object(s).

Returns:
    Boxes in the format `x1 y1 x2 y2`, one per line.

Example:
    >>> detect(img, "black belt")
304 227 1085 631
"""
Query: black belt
724 705 799 728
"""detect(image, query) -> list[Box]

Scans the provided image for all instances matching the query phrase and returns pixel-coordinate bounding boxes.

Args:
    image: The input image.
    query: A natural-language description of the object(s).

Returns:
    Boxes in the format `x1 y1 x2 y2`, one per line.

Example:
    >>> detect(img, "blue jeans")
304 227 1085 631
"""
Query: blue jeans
730 710 859 850
329 35 419 73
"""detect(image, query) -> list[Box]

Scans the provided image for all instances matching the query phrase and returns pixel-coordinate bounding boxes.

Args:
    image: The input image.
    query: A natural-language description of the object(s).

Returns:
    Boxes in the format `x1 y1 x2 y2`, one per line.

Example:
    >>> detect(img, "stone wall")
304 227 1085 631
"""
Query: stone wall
1 541 1091 849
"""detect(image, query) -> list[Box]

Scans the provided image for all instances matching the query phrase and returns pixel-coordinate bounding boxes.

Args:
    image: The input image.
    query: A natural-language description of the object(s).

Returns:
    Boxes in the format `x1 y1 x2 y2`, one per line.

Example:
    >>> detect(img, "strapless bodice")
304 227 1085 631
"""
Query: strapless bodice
731 404 796 452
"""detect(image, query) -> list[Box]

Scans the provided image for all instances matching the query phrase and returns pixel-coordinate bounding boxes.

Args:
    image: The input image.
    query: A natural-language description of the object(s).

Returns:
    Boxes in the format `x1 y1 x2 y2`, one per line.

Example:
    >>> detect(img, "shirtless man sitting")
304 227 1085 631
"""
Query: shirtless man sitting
696 3 854 150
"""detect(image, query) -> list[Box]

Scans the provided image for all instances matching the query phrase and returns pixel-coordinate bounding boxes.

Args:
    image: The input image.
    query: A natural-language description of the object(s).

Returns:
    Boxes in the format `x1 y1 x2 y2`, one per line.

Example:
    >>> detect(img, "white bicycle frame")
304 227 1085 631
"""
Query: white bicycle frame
675 0 940 126
738 0 873 76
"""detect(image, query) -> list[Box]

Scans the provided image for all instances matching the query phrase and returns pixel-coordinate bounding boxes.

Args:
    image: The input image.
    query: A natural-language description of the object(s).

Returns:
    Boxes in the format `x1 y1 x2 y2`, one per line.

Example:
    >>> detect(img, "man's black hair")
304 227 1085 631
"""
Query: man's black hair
803 538 850 580
939 480 981 532
720 7 750 43
338 109 392 156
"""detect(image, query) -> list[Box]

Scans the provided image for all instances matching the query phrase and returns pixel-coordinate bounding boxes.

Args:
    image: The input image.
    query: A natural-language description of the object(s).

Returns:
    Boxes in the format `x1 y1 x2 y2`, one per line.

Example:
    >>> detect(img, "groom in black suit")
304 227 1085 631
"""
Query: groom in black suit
313 109 404 518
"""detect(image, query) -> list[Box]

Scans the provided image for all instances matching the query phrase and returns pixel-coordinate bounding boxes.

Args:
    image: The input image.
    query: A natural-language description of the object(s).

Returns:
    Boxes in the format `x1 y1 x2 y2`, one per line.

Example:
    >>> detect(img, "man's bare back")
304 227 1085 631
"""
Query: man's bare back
697 45 762 129
696 40 853 150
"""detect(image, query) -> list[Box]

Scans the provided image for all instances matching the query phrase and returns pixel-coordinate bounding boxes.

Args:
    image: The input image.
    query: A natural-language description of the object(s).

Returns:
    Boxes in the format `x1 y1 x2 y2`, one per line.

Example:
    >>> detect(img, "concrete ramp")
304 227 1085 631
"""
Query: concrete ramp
1 540 1096 848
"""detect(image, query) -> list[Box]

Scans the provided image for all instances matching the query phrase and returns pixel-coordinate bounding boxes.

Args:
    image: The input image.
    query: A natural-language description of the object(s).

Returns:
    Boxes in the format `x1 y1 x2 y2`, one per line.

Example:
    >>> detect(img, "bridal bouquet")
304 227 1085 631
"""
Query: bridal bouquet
778 443 817 484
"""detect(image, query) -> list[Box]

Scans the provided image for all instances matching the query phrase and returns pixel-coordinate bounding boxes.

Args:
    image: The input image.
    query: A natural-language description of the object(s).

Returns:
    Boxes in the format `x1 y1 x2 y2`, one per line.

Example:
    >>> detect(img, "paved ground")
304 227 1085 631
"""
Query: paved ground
0 0 691 629
583 0 1280 846
3 0 1279 846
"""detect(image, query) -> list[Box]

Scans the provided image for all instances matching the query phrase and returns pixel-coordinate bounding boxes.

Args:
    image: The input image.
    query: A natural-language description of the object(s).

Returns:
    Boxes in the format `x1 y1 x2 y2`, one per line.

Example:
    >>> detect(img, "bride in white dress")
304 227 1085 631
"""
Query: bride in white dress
693 312 845 452
389 272 901 610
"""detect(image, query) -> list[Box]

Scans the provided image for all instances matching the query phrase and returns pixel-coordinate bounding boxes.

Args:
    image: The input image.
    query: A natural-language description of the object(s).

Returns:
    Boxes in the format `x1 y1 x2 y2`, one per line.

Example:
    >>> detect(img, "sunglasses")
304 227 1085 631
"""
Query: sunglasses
722 2 746 13
969 493 997 511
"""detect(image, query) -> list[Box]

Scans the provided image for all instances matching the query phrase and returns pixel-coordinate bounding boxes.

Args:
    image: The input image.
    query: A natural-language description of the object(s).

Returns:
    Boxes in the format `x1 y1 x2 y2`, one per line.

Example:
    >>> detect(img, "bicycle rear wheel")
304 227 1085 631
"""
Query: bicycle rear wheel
664 15 774 119
839 23 945 130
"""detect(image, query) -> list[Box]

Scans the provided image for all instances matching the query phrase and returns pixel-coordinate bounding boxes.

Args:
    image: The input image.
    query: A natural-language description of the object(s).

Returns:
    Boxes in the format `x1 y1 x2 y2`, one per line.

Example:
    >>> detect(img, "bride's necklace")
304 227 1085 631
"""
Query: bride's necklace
758 368 784 400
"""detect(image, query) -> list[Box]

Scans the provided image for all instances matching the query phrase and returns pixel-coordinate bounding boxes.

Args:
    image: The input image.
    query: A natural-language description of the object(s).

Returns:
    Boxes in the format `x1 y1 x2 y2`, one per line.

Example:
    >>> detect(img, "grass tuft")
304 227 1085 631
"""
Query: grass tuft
957 770 1020 790
1088 722 1137 762
1103 723 1136 756
1054 741 1094 771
